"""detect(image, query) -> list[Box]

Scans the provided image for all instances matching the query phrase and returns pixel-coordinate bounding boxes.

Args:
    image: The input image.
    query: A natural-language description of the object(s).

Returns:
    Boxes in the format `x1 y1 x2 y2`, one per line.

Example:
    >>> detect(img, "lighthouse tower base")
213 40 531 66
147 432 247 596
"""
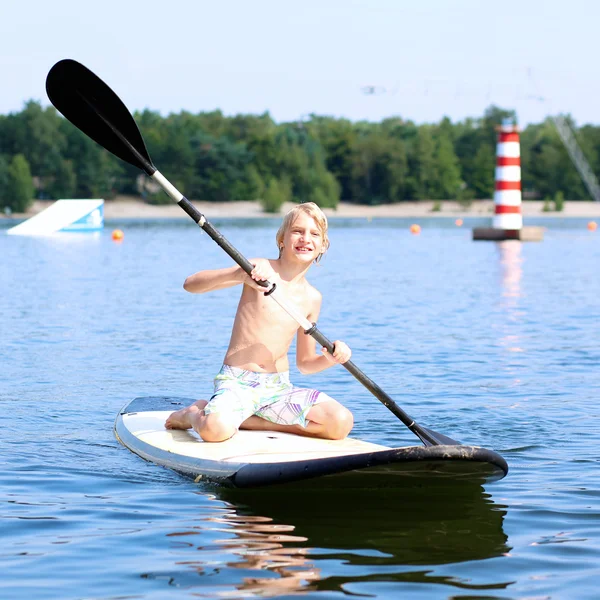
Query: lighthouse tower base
472 226 545 242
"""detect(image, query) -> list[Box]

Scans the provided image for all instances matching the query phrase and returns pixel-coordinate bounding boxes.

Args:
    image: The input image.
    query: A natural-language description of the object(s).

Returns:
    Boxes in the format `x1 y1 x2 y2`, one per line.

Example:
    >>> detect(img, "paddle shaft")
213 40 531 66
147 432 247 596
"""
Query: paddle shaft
44 59 459 446
90 121 423 434
152 171 442 445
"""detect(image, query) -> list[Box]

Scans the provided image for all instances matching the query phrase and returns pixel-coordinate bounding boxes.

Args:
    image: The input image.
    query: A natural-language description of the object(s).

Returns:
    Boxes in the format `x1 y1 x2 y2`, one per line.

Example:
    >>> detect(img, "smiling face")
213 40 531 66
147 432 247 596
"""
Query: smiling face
276 203 330 265
284 213 323 263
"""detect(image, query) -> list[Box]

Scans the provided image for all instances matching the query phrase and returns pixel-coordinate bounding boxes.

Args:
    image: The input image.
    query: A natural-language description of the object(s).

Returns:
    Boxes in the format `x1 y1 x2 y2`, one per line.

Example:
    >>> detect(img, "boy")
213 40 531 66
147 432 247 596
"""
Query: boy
165 202 353 442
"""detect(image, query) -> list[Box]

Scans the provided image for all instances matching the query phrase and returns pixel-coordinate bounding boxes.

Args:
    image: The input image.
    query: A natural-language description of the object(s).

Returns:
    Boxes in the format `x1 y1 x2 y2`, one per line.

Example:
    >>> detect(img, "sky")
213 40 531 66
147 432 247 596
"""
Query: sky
1 0 598 127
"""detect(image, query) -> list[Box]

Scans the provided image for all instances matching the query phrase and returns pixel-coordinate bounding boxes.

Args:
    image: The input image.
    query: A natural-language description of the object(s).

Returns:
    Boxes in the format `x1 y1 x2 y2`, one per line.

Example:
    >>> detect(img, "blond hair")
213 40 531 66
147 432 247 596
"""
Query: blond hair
276 202 330 263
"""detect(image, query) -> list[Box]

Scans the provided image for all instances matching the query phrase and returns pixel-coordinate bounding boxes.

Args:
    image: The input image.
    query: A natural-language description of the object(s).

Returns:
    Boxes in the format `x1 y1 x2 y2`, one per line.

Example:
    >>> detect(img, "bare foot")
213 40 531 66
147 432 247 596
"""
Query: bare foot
165 400 208 430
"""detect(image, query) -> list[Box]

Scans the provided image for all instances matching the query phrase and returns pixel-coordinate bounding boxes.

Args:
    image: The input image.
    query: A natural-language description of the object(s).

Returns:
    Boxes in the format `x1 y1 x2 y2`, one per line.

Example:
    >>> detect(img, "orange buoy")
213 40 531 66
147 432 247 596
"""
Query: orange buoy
410 224 421 235
112 229 124 241
455 218 463 227
587 221 597 231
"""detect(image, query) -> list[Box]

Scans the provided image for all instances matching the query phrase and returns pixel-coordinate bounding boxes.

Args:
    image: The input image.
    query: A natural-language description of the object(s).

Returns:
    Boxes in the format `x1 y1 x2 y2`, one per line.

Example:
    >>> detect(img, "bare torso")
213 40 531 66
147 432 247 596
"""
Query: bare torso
224 266 317 372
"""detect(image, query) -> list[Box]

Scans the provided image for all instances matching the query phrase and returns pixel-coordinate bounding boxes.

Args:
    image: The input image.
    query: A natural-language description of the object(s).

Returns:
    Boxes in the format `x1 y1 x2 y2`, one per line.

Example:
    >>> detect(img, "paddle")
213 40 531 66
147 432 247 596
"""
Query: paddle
45 59 460 447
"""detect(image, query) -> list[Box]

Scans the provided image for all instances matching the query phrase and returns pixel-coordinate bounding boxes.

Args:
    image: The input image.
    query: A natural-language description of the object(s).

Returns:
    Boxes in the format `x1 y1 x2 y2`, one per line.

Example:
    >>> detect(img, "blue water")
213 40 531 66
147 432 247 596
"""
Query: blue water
1 216 599 599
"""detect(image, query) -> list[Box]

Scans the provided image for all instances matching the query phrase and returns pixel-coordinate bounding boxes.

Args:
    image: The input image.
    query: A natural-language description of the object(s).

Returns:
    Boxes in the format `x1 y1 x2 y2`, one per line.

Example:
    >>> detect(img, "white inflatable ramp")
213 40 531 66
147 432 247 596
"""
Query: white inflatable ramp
7 199 104 235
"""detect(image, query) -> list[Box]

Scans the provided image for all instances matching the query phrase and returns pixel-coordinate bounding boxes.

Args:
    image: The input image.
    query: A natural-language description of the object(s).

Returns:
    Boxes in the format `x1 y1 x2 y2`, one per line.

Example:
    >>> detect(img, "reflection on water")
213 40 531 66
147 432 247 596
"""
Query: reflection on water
205 515 318 597
8 222 600 598
496 241 525 362
498 240 523 303
167 514 318 597
156 483 510 597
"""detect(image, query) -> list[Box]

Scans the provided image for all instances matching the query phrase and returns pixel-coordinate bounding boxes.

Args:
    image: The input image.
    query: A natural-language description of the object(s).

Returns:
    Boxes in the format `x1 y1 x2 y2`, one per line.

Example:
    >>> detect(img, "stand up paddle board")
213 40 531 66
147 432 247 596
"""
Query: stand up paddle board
114 397 508 488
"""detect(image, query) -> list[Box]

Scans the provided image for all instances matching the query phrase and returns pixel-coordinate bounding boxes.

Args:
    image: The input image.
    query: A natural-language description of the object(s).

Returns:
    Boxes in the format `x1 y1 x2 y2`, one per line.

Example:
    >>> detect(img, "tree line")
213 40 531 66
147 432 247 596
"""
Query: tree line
1 101 599 213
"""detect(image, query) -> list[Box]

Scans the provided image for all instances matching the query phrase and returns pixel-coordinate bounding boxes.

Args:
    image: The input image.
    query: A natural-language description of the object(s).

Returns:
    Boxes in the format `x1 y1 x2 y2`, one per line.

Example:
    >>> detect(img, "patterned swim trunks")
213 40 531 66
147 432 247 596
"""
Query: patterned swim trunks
204 365 332 428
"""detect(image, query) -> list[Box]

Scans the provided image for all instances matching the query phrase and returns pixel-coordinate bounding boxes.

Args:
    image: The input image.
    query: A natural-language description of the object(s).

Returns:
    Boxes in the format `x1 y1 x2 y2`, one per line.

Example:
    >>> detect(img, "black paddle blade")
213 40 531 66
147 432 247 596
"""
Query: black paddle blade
46 59 155 175
414 425 460 447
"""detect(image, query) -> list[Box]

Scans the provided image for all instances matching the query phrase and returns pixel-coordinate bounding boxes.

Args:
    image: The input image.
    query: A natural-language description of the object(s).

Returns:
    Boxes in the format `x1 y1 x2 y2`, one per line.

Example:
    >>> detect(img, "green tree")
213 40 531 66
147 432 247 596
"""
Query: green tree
309 116 356 201
196 110 228 138
308 169 340 208
481 105 518 146
408 125 436 199
271 125 339 207
2 154 35 212
7 98 598 207
193 134 255 201
158 122 196 201
554 190 565 211
579 123 600 192
524 118 587 200
469 144 496 198
261 177 290 213
433 130 462 199
46 159 77 199
241 165 266 201
0 102 68 198
0 155 9 209
60 119 122 199
352 131 407 204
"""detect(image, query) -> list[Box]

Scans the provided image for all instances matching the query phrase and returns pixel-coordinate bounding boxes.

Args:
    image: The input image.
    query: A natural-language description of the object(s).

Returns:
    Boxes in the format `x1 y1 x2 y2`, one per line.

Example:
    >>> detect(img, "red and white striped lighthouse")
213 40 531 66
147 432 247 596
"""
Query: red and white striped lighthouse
493 119 522 231
473 119 543 241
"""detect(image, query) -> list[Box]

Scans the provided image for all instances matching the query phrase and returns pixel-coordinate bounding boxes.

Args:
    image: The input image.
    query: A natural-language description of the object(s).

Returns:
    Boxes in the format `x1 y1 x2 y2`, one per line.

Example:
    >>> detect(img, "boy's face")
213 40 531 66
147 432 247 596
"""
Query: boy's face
283 213 324 264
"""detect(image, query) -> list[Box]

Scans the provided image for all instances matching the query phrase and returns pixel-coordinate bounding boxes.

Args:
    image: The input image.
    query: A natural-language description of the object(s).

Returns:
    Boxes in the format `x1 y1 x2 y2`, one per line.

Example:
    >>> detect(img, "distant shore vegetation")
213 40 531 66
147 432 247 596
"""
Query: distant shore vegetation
1 101 599 213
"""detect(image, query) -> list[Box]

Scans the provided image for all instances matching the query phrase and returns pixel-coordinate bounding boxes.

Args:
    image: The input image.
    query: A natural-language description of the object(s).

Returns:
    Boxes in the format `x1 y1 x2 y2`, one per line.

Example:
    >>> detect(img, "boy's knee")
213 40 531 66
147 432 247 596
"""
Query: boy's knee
199 429 233 443
329 406 354 440
197 414 237 443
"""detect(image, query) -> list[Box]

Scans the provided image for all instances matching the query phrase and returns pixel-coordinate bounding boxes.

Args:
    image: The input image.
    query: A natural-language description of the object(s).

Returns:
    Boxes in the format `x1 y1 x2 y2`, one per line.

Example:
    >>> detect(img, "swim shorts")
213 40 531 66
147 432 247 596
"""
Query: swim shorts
203 364 332 428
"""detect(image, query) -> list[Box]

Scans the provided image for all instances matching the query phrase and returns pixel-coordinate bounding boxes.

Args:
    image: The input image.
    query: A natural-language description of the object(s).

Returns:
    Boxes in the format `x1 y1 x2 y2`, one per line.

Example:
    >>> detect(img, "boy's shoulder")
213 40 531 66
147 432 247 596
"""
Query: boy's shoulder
290 274 321 304
304 280 322 306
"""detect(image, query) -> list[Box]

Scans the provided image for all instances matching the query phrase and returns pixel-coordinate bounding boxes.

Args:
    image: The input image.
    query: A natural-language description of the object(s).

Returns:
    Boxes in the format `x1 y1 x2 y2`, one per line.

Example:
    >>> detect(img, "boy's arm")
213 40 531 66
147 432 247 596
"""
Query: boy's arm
183 265 244 294
183 258 276 294
296 291 351 374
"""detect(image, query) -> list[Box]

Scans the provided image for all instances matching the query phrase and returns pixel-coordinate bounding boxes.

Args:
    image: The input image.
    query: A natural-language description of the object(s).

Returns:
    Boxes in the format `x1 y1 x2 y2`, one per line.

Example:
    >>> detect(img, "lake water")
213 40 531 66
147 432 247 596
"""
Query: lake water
1 215 599 599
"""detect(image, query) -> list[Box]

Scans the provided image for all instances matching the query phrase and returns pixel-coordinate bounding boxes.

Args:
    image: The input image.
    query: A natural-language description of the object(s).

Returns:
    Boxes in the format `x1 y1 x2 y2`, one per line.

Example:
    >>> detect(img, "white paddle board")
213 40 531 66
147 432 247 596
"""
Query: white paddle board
114 396 508 488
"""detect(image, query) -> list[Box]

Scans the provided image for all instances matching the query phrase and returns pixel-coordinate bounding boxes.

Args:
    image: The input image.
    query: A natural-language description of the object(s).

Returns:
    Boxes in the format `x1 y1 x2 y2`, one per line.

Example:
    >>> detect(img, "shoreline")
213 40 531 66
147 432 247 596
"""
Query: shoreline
4 196 600 220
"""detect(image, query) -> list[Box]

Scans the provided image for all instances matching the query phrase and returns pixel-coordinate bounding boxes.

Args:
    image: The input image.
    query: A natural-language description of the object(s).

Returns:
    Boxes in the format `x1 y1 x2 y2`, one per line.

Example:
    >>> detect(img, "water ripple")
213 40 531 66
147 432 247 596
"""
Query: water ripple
2 221 600 598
